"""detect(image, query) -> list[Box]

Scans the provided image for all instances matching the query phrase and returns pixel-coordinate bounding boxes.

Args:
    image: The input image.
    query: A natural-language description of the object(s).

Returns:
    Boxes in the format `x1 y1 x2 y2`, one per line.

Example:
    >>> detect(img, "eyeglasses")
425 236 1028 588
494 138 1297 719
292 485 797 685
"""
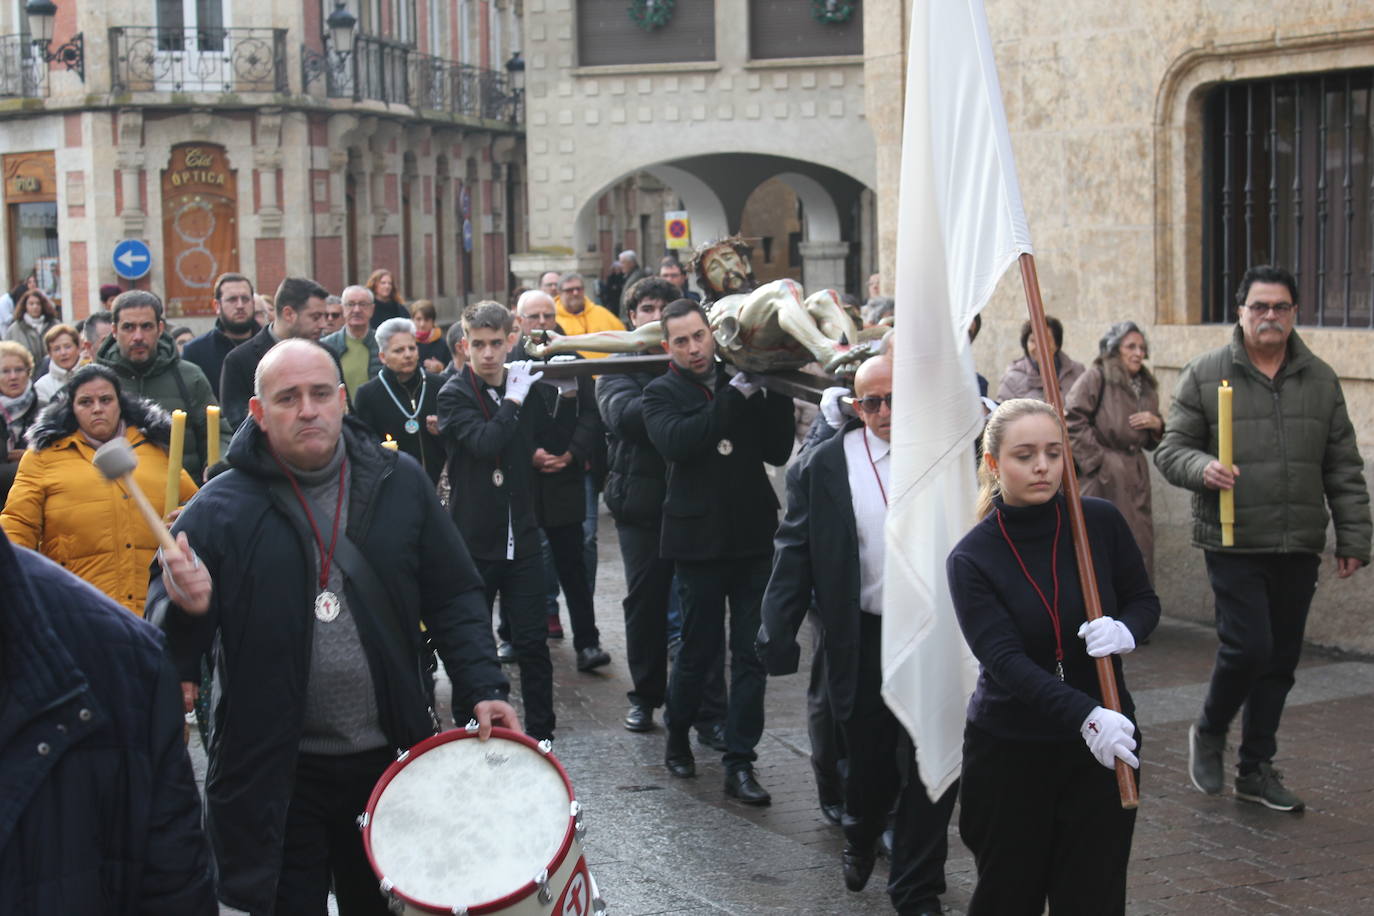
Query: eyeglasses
561 286 583 294
344 302 371 311
847 393 893 413
1243 302 1295 316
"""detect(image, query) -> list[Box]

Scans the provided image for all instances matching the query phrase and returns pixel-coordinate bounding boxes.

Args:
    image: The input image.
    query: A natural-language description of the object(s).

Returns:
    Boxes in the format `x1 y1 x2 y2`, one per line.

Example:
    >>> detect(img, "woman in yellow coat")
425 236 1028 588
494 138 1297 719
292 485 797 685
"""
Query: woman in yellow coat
2 364 198 615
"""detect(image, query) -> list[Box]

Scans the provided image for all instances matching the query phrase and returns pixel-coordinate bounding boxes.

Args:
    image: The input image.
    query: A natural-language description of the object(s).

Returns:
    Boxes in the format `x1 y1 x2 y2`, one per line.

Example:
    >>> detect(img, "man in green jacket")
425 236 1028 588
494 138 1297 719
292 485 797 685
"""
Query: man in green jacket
1155 264 1371 813
98 290 223 482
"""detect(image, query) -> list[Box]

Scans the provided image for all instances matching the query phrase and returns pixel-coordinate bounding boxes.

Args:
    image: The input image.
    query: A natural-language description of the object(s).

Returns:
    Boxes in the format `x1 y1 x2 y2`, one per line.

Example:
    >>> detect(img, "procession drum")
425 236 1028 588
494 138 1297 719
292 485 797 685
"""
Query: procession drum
362 726 606 915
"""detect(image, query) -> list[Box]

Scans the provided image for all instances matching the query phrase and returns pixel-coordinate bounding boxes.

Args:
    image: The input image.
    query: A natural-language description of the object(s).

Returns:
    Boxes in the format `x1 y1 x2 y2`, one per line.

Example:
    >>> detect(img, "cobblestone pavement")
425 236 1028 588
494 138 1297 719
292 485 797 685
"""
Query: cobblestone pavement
197 506 1374 915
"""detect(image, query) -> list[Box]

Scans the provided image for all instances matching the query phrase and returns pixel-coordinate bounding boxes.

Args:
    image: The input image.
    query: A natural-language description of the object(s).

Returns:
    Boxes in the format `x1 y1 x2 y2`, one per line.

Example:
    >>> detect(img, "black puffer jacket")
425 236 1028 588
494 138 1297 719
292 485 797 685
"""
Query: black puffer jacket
0 536 215 914
597 360 669 527
149 415 508 913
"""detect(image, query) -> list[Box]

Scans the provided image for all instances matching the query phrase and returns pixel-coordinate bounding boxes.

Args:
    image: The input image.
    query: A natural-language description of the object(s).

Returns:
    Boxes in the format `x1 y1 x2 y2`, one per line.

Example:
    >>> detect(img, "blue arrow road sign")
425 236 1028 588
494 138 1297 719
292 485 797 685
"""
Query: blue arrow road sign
112 239 152 280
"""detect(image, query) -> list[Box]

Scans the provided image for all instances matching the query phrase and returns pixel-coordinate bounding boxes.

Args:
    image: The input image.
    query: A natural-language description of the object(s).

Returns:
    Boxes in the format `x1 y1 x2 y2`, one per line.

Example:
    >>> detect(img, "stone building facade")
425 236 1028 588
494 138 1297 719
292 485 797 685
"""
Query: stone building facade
0 0 525 327
511 0 878 300
862 0 1374 651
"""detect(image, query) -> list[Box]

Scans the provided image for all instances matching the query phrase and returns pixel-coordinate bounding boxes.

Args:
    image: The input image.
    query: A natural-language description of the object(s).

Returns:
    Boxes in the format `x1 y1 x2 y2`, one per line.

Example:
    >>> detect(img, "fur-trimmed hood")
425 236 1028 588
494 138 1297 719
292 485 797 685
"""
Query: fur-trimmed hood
26 390 173 451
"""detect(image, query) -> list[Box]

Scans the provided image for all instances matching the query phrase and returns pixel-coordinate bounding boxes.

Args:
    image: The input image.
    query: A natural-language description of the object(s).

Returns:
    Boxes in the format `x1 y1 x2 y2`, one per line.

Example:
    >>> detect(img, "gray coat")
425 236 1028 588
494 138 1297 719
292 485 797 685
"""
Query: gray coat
1065 359 1163 577
995 351 1086 403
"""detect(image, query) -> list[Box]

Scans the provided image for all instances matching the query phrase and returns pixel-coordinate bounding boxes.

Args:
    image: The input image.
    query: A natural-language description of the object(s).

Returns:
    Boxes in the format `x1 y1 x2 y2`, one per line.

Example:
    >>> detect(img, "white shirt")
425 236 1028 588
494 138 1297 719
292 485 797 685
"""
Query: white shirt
842 426 890 615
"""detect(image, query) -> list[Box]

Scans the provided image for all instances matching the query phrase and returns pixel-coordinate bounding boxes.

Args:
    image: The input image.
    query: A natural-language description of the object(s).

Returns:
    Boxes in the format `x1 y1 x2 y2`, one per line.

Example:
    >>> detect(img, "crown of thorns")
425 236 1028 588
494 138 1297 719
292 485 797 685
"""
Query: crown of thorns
688 235 754 291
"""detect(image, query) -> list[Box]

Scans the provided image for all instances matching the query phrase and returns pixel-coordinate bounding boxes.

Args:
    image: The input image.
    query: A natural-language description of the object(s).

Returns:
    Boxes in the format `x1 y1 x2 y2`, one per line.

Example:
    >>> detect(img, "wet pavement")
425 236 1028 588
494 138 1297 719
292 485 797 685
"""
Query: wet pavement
197 504 1374 914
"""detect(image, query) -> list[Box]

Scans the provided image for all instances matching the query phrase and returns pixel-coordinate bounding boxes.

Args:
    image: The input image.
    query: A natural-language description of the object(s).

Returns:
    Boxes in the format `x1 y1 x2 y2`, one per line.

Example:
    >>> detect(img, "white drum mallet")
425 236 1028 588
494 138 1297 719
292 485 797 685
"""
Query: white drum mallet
92 437 181 556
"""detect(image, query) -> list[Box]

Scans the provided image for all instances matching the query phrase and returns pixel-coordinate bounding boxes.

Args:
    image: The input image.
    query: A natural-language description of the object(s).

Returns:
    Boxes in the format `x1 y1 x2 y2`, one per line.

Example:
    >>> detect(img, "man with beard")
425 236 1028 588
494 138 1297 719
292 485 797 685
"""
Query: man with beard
183 272 261 398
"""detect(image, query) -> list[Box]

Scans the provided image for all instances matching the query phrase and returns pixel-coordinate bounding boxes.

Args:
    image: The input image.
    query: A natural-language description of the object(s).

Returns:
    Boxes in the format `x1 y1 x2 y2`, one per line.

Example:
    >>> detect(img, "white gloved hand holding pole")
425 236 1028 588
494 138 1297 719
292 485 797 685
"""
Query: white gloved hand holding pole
820 386 850 429
504 360 544 405
1080 706 1138 770
1076 616 1136 657
729 371 762 398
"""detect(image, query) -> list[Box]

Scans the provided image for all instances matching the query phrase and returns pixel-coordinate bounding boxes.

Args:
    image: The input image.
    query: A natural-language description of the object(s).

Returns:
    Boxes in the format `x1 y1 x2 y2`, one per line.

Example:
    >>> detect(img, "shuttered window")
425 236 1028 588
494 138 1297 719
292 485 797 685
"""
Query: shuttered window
576 0 715 67
1202 69 1374 327
748 0 862 61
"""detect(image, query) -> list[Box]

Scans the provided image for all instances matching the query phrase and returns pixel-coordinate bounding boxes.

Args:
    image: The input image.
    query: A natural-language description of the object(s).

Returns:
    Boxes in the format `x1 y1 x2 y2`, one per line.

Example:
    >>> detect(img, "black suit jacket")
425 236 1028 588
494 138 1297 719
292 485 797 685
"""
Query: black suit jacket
758 419 868 720
642 363 795 561
437 366 551 562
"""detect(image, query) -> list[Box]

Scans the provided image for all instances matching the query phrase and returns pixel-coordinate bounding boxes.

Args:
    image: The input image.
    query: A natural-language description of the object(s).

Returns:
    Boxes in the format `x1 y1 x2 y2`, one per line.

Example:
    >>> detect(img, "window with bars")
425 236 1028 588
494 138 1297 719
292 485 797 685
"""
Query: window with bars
1201 69 1374 327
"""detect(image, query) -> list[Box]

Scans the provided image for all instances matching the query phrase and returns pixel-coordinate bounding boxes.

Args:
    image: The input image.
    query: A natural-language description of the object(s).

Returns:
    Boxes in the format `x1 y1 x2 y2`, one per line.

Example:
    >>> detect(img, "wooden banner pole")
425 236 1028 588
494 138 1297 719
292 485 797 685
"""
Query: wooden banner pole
1018 252 1139 809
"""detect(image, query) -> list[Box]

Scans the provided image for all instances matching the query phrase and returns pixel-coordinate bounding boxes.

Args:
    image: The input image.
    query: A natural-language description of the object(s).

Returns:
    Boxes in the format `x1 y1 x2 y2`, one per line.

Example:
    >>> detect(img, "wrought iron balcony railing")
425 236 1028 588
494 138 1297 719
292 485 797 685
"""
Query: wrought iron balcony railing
110 26 287 94
302 35 522 124
0 34 48 98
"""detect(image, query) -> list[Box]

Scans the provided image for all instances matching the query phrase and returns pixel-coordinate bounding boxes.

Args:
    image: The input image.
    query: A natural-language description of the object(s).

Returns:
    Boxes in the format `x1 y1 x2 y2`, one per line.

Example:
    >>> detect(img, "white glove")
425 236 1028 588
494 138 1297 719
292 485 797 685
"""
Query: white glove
729 371 762 398
1080 706 1138 769
504 360 544 404
1077 616 1136 657
820 386 850 429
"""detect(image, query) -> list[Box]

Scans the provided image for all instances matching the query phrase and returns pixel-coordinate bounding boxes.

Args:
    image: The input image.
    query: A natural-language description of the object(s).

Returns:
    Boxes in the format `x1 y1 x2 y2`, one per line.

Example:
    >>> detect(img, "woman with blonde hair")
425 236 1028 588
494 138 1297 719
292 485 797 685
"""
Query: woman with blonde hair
0 340 40 501
366 268 407 327
1066 321 1164 577
947 397 1159 915
34 323 83 407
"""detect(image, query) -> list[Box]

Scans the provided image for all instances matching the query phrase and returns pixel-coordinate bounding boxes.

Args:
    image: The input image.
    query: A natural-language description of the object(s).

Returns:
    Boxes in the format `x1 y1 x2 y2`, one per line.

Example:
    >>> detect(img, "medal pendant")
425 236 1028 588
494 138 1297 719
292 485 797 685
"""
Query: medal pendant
716 438 734 456
404 418 420 435
492 468 505 487
1055 660 1064 681
315 590 341 623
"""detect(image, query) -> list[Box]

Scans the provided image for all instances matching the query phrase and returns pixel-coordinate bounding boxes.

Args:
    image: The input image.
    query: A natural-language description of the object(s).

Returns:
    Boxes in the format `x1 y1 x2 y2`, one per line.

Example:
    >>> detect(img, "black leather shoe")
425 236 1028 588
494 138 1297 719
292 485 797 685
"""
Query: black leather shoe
842 845 876 892
496 640 516 663
623 704 654 732
665 731 695 778
576 646 611 672
820 802 844 826
879 827 893 859
724 768 771 805
695 722 727 751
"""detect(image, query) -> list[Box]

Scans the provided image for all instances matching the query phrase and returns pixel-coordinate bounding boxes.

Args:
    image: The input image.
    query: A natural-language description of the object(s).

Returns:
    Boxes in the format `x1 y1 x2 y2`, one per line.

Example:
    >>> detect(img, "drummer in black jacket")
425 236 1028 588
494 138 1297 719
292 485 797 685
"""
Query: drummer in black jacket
642 298 795 804
437 301 575 743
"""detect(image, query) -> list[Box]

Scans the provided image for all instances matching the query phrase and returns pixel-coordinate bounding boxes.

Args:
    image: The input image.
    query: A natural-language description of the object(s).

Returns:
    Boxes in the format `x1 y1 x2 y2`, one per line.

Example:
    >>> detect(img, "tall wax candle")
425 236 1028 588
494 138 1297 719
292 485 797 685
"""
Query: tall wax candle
206 405 221 468
1218 380 1234 546
166 409 187 514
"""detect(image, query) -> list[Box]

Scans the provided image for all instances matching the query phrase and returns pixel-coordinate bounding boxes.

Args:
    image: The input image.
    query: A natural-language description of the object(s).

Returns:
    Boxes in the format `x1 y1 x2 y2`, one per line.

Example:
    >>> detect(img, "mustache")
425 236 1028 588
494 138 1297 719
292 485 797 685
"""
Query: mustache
1258 320 1285 333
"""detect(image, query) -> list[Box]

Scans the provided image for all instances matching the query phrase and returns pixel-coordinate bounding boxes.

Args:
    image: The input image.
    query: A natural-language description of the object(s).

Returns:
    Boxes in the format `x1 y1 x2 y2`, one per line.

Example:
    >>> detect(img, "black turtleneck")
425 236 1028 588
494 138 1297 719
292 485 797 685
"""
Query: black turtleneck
946 492 1159 741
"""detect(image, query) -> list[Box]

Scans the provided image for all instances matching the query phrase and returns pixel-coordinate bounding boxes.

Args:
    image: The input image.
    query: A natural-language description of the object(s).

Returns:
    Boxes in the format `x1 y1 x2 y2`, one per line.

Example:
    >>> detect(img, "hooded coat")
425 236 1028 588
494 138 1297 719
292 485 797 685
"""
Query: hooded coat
1065 358 1163 577
1 395 199 615
96 332 221 480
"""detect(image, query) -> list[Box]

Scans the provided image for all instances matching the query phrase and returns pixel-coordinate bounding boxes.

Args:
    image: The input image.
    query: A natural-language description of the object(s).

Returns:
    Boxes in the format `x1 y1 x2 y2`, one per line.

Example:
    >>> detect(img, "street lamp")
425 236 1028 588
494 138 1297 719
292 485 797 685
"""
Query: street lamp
327 0 358 58
504 51 525 123
25 0 84 81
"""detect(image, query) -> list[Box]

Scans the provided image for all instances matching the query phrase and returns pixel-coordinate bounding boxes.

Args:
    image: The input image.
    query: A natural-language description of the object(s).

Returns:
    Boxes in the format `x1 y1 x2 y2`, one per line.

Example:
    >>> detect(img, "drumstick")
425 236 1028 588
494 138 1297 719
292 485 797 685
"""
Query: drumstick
93 438 180 555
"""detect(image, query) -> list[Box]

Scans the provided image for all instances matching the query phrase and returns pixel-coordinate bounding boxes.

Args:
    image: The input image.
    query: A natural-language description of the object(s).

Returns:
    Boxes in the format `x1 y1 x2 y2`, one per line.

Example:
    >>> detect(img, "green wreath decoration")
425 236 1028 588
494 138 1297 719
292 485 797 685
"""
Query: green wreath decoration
811 0 855 24
628 0 675 31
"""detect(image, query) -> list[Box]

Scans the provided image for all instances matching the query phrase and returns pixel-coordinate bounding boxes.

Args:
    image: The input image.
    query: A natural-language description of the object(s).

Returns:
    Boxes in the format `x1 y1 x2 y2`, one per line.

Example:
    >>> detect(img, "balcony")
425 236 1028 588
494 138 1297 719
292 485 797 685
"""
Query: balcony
303 36 522 125
110 26 287 94
0 34 48 98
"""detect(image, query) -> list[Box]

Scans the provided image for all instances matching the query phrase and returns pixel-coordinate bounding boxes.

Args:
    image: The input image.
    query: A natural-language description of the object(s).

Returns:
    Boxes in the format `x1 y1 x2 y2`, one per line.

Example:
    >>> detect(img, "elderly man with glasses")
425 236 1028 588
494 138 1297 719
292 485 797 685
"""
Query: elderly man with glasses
1156 263 1370 813
553 272 624 359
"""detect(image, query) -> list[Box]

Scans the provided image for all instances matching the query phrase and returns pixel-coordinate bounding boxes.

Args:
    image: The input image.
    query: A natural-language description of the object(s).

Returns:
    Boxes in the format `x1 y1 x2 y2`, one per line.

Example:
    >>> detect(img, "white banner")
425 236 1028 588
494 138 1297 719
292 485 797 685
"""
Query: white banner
882 0 1034 799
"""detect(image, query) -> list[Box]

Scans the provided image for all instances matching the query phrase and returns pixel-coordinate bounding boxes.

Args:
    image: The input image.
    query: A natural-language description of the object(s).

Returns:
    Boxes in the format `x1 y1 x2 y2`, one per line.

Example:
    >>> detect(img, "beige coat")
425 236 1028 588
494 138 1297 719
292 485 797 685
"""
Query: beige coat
1065 359 1163 578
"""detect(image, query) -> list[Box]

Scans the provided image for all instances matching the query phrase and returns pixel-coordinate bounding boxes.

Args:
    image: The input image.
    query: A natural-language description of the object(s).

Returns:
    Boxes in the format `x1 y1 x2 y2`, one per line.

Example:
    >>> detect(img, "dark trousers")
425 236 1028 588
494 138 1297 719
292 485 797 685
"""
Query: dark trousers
543 523 600 651
668 556 769 770
840 612 954 912
475 554 556 741
958 722 1137 916
806 613 845 808
269 747 395 916
619 522 727 724
1199 550 1320 772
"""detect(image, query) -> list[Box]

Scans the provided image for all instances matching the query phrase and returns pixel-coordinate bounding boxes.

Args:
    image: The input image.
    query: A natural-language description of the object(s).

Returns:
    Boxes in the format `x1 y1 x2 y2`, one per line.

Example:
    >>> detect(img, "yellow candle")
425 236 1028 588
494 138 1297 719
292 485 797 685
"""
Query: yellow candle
1218 381 1234 546
205 405 221 468
166 409 187 513
381 434 399 451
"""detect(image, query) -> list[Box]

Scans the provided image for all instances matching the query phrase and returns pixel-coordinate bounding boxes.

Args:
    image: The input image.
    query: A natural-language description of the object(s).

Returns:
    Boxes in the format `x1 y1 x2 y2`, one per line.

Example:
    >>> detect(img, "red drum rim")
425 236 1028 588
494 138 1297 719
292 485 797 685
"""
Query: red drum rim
361 727 578 915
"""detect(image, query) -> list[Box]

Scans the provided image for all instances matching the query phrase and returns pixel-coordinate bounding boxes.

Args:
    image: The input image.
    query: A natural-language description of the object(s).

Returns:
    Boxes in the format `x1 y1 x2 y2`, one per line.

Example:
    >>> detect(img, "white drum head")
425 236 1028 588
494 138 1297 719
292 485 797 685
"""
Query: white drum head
367 733 573 909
